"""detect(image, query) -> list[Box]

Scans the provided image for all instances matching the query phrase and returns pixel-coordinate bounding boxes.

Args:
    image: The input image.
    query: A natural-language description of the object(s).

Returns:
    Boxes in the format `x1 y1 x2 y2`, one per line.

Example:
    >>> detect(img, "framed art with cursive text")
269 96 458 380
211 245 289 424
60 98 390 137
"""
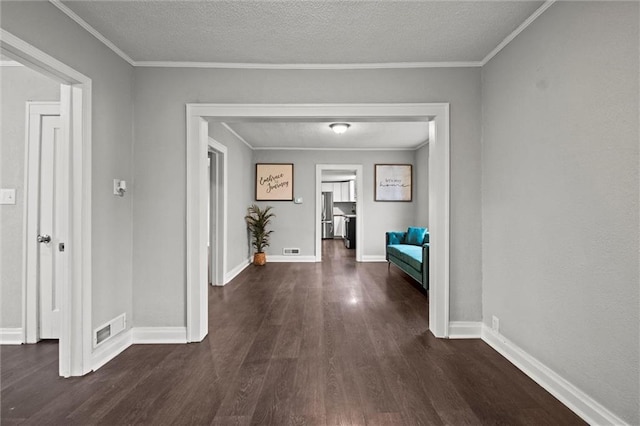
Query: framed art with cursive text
255 163 294 201
374 164 412 201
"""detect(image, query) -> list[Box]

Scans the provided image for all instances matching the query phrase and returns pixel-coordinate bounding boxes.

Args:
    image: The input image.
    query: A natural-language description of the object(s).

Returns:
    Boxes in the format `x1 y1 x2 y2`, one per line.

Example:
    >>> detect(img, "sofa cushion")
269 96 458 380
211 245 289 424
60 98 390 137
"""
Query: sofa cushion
405 227 427 246
387 244 423 272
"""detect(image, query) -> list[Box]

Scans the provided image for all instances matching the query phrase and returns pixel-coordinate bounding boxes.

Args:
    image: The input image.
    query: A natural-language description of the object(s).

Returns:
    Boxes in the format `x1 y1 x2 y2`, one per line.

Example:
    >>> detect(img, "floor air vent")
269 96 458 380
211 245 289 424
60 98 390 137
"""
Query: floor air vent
93 313 126 348
283 248 300 255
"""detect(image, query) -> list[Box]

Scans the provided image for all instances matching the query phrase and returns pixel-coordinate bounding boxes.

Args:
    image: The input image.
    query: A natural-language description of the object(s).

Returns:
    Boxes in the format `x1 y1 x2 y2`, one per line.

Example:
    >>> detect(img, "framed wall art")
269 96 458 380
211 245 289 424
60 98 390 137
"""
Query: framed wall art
255 163 294 201
374 164 412 202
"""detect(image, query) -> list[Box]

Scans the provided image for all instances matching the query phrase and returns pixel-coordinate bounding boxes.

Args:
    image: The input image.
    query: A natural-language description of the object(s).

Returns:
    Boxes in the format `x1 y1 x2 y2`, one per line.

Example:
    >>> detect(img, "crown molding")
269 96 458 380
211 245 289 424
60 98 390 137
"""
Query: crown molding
219 123 254 149
134 61 482 69
48 0 554 70
414 140 429 150
49 0 135 66
481 0 556 66
0 60 23 67
252 146 419 151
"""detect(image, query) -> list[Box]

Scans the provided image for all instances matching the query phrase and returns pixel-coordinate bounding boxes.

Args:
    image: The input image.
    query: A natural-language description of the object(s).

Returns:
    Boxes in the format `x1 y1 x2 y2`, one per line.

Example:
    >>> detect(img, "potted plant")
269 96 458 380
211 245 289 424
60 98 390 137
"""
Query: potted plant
245 204 275 266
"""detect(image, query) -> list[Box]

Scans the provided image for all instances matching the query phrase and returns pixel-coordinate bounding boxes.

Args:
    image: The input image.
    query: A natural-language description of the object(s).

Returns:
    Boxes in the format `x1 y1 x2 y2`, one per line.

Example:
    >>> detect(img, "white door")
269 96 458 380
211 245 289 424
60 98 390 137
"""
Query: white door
38 115 62 339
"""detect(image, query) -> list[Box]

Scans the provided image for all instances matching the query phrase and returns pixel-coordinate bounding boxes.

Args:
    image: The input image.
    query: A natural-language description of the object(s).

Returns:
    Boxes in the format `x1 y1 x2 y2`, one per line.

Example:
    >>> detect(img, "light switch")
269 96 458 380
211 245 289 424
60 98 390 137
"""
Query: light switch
0 189 16 205
294 197 303 204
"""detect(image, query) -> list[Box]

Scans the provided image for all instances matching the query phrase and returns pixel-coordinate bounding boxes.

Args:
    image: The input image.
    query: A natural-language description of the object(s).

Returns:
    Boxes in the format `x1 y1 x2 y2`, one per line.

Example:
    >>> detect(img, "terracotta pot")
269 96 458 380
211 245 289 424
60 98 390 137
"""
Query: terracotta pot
253 252 266 266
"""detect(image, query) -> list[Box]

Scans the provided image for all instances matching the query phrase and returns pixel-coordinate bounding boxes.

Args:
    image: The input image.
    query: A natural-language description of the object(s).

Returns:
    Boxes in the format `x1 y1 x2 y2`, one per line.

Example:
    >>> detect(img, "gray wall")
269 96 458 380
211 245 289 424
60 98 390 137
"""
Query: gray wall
0 66 60 328
252 150 417 258
481 2 639 423
414 144 429 228
132 66 482 326
1 1 135 332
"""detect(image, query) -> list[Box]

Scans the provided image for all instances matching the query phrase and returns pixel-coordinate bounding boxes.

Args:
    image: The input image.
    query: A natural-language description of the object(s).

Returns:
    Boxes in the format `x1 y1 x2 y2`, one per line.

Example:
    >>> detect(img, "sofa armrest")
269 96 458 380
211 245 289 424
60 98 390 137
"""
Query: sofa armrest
386 231 406 246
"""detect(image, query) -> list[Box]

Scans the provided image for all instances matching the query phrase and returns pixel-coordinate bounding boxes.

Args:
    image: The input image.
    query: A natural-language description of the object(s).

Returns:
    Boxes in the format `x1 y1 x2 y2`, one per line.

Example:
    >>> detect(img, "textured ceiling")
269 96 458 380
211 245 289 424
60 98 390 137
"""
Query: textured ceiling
225 121 429 150
61 1 544 64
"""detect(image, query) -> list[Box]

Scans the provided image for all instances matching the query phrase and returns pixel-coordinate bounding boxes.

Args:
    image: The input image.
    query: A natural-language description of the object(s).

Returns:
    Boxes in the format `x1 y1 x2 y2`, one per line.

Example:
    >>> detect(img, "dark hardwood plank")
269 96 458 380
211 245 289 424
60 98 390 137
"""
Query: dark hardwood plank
0 240 586 425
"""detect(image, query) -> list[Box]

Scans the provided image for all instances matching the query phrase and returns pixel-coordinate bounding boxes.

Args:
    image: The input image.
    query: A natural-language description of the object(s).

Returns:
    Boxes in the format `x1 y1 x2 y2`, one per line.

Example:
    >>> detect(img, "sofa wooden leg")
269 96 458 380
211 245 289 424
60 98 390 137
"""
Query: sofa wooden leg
387 261 390 270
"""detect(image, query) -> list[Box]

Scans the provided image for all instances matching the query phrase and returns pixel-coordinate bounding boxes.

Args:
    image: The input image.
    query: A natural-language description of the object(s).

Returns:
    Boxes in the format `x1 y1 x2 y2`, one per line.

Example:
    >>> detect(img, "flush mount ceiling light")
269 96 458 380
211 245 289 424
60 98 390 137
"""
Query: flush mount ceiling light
330 123 350 134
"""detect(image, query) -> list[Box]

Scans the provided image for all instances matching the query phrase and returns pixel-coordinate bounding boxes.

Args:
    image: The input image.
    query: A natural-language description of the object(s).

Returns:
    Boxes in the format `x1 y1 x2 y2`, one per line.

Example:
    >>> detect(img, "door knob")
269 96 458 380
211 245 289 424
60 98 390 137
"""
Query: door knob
37 234 51 244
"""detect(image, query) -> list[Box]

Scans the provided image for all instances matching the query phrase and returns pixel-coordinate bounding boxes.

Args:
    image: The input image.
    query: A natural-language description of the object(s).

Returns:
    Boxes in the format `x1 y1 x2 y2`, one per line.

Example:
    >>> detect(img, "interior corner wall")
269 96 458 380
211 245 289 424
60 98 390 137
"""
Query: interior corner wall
414 145 429 228
132 66 482 327
251 150 416 258
207 123 253 272
481 2 639 423
1 2 135 334
0 66 60 328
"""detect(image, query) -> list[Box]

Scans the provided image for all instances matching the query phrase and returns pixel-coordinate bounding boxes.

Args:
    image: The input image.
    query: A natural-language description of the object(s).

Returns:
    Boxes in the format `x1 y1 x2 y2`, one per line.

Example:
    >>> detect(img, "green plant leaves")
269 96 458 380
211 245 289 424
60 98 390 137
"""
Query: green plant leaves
245 204 275 253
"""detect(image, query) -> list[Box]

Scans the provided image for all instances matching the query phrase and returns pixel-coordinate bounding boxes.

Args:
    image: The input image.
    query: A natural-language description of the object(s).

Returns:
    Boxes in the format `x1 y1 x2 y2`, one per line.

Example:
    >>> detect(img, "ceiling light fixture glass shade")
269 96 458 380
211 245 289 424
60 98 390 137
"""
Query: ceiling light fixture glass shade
330 123 350 134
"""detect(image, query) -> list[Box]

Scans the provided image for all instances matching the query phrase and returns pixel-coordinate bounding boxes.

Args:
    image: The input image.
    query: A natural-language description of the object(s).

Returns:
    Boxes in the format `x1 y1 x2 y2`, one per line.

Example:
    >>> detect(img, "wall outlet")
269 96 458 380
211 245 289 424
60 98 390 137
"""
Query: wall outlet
492 315 500 332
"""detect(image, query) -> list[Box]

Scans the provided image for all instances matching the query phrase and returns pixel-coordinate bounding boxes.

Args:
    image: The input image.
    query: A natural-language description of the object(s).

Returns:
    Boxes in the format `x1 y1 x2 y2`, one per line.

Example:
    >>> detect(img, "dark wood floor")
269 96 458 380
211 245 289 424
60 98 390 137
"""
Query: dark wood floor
1 240 584 425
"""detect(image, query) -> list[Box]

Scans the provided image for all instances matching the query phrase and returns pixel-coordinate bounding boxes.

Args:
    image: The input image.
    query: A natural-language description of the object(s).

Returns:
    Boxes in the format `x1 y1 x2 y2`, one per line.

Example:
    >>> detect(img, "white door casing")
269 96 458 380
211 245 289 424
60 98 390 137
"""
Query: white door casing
38 115 62 339
208 137 228 287
5 28 93 377
186 103 450 340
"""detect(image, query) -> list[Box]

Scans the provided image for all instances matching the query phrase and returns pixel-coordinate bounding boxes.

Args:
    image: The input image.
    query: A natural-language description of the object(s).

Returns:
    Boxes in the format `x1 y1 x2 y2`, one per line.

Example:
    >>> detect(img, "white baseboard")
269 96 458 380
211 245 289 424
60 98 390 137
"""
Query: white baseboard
480 325 627 426
132 327 188 344
448 321 483 339
361 255 387 262
267 255 316 263
0 328 23 345
91 329 132 371
224 257 251 284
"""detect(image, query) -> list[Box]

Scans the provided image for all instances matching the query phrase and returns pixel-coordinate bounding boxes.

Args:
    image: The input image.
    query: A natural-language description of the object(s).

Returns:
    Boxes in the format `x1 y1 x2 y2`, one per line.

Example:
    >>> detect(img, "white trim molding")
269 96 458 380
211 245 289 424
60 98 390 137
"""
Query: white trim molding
481 326 628 426
132 327 188 344
2 29 93 378
0 328 24 345
361 255 387 262
224 258 252 285
48 0 135 66
266 255 317 263
220 123 253 150
135 61 482 69
448 322 629 425
48 0 552 70
91 329 132 371
481 1 556 65
0 60 23 67
187 103 450 341
448 321 483 339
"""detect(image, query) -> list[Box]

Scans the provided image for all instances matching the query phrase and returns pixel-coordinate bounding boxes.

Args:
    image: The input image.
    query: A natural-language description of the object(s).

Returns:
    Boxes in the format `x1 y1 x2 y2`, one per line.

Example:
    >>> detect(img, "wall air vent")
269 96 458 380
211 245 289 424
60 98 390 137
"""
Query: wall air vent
93 313 126 348
283 248 301 255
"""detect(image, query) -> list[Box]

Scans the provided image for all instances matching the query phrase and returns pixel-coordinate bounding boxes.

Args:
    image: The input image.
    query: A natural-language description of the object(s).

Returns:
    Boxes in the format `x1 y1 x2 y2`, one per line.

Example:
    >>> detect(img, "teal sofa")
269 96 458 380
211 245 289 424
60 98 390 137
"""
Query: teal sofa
385 227 429 291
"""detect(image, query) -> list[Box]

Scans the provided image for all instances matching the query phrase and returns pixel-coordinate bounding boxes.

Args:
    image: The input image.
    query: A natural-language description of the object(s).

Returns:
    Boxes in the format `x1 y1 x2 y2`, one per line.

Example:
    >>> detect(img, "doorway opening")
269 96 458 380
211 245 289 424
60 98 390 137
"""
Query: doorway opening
186 103 450 339
207 138 227 287
2 29 93 376
24 102 62 345
316 165 363 262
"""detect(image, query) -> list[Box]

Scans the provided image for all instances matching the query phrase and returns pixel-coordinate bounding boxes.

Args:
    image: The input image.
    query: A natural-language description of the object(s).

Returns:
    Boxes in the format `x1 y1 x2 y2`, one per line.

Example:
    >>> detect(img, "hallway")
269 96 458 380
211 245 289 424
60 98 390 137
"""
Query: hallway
1 257 583 425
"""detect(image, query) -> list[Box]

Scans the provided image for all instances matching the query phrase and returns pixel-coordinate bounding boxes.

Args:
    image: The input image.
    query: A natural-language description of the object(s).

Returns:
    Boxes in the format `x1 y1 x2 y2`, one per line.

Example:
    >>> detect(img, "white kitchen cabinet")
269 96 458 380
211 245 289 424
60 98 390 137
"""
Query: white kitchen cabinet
340 182 350 201
348 180 356 201
332 182 343 201
321 182 333 192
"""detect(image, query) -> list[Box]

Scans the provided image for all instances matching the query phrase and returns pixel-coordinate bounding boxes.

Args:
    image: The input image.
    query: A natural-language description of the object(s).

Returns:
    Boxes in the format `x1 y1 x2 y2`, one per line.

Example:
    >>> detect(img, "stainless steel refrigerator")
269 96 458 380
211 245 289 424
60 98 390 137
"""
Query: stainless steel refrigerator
321 191 334 239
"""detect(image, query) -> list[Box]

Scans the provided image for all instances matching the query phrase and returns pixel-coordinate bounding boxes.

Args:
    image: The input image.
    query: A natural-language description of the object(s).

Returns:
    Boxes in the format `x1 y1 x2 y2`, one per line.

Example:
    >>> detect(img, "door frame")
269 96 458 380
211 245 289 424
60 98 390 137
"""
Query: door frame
186 103 450 339
315 165 364 262
24 102 60 343
2 29 93 377
208 137 228 286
